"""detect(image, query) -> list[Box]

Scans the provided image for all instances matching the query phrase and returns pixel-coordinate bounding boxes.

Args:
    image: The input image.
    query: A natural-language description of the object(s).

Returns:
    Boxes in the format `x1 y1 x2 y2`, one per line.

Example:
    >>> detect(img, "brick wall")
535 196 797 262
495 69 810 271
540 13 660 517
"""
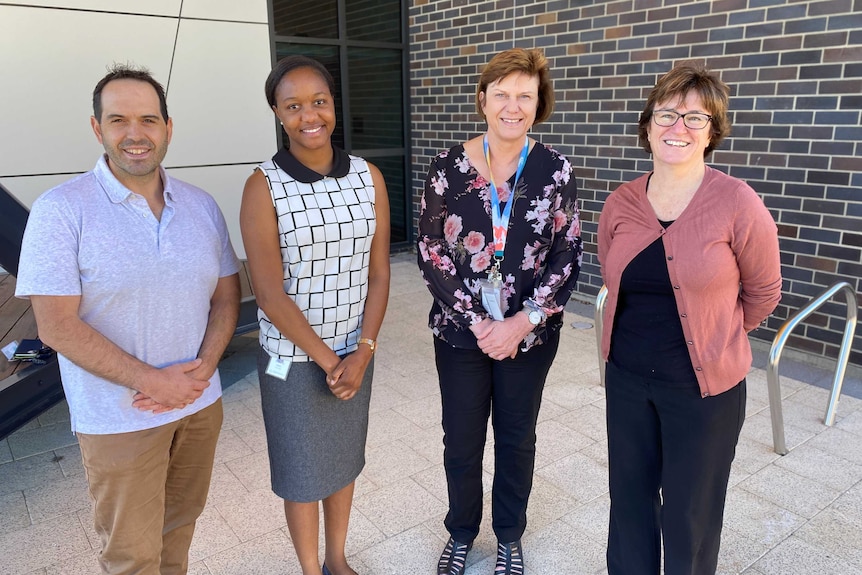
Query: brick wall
409 0 862 366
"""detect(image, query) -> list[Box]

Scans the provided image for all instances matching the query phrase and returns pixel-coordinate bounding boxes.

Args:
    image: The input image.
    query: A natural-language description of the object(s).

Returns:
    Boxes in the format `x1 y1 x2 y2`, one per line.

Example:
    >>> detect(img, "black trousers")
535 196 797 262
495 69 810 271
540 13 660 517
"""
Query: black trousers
605 360 746 575
434 330 559 544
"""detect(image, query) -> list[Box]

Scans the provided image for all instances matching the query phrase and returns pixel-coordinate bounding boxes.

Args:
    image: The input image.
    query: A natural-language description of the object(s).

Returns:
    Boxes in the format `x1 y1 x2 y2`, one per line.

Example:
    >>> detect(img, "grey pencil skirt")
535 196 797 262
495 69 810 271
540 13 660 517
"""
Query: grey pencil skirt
257 347 373 502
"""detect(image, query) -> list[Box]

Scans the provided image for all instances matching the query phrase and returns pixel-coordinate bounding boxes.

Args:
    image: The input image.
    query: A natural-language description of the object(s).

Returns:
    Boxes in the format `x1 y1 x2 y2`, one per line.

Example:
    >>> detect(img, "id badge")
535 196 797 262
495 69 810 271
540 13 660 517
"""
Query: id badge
265 356 292 380
478 278 505 321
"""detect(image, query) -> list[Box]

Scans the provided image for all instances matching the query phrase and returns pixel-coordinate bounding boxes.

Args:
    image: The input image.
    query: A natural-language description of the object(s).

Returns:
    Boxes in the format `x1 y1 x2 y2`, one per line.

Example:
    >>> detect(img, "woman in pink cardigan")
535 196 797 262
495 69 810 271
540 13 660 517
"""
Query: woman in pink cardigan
598 63 782 575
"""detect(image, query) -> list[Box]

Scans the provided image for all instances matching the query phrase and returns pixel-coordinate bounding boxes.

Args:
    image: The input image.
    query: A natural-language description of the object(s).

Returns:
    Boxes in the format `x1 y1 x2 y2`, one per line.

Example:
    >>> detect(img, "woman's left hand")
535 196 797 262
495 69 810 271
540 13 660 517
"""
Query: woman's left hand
326 348 373 400
475 312 535 360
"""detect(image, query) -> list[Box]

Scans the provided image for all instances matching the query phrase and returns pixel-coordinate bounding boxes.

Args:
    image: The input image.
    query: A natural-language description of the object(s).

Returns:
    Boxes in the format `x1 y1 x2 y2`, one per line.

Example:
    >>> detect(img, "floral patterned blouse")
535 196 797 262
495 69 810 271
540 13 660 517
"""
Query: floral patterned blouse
418 141 583 351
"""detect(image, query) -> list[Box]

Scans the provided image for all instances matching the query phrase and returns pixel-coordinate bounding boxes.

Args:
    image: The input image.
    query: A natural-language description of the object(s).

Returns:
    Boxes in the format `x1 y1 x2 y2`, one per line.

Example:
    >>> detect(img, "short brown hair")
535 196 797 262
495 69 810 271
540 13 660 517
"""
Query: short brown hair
93 64 168 122
475 48 555 126
638 62 731 157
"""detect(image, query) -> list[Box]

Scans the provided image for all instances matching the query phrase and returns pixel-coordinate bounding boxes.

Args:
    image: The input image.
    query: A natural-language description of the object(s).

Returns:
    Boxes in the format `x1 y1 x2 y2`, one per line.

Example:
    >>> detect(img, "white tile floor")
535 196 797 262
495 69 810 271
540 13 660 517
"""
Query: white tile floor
2 255 861 574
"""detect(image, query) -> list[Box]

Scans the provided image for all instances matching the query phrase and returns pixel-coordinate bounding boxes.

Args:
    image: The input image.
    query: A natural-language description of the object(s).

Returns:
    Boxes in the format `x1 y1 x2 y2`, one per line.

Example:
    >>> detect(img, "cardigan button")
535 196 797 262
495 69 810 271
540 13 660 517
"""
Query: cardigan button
695 367 702 371
673 285 680 289
667 256 673 260
702 392 710 398
687 341 693 345
680 313 687 318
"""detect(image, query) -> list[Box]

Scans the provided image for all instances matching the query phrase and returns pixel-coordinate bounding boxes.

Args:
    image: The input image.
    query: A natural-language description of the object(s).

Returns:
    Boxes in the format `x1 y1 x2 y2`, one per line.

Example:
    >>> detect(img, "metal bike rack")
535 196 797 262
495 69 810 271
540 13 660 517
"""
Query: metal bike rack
767 281 858 455
592 281 859 456
595 285 608 386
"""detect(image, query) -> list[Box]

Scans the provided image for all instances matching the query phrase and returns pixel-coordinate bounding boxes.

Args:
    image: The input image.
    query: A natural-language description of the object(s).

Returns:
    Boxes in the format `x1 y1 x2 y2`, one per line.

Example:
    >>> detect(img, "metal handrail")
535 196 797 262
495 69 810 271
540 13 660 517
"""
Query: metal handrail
595 285 608 386
767 281 858 455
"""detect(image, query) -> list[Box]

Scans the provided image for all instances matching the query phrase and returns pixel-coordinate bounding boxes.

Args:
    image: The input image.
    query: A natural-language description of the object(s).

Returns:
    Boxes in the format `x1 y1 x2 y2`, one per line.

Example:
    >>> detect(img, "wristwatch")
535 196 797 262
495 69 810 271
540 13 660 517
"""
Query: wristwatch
523 300 545 326
358 337 377 354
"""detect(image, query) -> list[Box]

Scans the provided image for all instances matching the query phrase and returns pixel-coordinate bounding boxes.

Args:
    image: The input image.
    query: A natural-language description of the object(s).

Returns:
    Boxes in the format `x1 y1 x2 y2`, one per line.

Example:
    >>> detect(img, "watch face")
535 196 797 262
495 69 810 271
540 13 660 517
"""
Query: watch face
529 309 542 325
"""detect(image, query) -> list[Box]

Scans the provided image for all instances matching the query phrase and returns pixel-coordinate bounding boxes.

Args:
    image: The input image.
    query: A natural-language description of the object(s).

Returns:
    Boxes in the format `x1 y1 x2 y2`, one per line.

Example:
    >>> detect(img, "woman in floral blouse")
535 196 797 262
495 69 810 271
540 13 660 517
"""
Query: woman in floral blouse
418 48 582 575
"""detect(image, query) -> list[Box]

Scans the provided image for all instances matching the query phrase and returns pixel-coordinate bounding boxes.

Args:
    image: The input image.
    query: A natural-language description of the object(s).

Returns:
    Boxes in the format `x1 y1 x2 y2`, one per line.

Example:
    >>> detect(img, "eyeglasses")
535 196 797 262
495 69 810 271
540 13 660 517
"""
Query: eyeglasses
652 110 712 130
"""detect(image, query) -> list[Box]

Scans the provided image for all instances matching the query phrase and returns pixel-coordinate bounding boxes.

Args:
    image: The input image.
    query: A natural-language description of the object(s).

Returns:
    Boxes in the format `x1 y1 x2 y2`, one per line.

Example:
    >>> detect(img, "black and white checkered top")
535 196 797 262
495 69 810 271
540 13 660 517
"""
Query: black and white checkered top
257 146 377 361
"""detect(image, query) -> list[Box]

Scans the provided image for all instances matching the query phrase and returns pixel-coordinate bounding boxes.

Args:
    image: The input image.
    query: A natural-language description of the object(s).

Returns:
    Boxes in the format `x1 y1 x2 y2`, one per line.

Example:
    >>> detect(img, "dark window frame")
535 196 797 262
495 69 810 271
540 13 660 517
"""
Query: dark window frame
266 0 413 248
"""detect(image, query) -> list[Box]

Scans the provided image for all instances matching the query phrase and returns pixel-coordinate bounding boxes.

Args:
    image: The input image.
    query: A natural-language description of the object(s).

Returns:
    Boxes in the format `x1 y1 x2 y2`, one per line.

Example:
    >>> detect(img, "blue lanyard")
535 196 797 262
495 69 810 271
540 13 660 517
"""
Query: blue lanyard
484 135 530 261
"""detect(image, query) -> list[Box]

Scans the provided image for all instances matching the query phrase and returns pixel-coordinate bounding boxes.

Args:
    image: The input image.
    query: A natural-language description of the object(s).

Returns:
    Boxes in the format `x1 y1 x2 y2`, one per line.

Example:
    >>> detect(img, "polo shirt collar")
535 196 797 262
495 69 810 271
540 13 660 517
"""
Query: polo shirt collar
94 154 174 204
272 145 350 183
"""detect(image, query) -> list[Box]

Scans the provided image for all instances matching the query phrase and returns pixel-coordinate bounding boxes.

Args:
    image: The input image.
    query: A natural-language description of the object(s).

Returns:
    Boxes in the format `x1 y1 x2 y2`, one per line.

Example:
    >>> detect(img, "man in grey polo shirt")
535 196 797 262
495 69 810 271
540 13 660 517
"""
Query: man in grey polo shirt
16 64 240 575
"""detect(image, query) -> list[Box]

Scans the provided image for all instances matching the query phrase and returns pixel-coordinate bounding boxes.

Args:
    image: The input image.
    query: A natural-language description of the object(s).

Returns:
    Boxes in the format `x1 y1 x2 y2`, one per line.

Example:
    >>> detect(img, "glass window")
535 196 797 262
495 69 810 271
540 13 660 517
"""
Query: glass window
370 155 407 243
348 48 403 150
346 0 401 43
272 0 338 39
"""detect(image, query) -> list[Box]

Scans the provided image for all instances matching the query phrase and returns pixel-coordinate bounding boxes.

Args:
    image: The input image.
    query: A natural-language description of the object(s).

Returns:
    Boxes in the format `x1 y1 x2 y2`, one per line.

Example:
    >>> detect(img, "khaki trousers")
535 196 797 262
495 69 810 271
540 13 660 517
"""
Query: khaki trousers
78 398 223 575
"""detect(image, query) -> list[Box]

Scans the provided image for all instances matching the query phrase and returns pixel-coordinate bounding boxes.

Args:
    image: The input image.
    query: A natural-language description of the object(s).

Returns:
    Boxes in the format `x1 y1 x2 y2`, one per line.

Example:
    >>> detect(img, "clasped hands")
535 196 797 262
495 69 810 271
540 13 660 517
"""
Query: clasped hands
326 348 372 401
470 314 534 361
132 357 212 414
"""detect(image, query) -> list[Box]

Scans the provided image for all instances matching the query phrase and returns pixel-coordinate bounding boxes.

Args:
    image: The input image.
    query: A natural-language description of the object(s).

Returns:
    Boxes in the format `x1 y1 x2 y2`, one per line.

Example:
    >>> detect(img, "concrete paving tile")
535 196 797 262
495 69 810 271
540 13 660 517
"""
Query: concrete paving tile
731 434 781 476
44 550 101 574
752 536 861 575
23 473 90 523
355 524 441 575
767 395 832 434
536 452 608 505
353 477 446 537
542 373 605 411
835 409 862 436
376 340 436 379
365 408 423 449
399 424 444 464
215 488 286 543
219 400 261 432
0 512 90 575
0 452 65 497
522 519 607 574
553 402 608 443
352 471 378 500
738 466 840 519
224 450 271 492
212 429 255 466
187 506 242 564
379 365 440 401
535 397 569 423
738 410 815 452
187 561 212 575
204 528 299 575
410 462 449 504
559 493 610 545
205 463 251 508
53 444 83 478
723 487 806 546
831 481 862 521
0 438 12 464
7 422 78 460
523 474 581 534
0 491 30 535
773 443 862 492
343 507 387 557
535 419 595 462
361 439 434 487
578 439 610 468
230 420 269 454
35 401 71 426
367 381 411 414
805 426 862 466
794 507 862 569
76 507 99 551
393 393 443 429
716 526 771 575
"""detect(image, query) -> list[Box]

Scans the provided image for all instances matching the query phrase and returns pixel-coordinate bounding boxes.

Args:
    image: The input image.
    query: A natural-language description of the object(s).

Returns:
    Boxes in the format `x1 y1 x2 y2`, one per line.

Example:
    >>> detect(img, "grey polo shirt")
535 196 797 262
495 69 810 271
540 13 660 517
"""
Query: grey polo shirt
16 155 240 434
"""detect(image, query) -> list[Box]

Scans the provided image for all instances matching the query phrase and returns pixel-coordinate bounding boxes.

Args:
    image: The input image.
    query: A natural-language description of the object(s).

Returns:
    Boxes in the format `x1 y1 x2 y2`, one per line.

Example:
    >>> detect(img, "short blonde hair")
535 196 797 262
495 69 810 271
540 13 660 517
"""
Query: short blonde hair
475 48 555 126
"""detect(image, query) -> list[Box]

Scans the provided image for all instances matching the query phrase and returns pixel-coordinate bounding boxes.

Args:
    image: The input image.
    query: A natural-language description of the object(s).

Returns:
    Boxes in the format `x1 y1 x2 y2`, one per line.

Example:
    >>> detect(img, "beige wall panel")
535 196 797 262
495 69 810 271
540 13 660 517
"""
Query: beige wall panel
0 174 85 208
166 19 275 169
0 1 180 16
0 6 176 177
180 0 269 23
166 164 258 258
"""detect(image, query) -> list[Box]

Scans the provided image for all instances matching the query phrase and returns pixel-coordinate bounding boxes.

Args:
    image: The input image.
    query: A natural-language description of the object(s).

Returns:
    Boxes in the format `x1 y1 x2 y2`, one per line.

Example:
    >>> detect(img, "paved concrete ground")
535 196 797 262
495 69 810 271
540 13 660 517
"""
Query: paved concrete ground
2 254 861 574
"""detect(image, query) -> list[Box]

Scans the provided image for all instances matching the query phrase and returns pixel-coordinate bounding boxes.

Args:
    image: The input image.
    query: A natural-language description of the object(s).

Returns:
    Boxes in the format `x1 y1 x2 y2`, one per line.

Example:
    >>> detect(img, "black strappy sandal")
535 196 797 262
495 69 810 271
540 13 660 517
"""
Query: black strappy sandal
437 536 472 575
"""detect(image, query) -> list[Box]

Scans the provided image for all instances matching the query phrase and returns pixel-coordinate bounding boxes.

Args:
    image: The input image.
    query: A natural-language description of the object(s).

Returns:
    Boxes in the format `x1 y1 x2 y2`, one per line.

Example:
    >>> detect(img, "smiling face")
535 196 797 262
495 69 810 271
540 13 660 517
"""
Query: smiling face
272 66 336 155
480 72 540 144
647 90 712 170
91 79 172 187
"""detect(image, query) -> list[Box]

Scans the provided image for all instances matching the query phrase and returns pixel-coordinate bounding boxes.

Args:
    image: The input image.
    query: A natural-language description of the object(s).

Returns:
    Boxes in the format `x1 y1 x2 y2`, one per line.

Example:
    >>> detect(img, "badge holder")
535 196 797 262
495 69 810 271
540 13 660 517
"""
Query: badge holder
479 259 505 321
265 355 292 381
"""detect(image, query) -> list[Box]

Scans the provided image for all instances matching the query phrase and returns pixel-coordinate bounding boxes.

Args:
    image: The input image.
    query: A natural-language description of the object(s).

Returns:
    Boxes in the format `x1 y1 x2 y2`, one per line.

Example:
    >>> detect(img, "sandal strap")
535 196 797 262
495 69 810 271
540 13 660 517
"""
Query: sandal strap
494 540 524 575
437 537 472 575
